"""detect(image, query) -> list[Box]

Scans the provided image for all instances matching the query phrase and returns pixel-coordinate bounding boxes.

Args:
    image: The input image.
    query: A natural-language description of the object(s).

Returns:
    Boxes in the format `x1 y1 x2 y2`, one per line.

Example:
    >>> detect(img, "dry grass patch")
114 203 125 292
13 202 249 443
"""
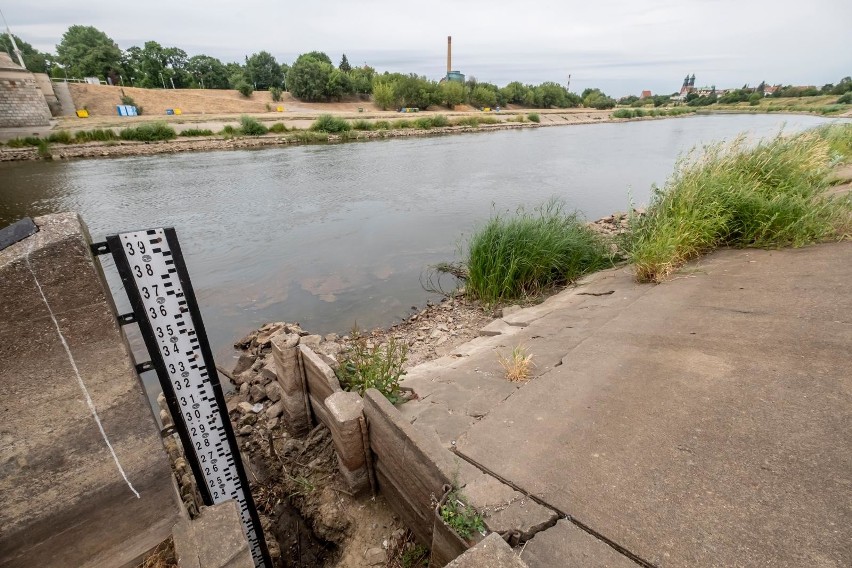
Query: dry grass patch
498 344 535 382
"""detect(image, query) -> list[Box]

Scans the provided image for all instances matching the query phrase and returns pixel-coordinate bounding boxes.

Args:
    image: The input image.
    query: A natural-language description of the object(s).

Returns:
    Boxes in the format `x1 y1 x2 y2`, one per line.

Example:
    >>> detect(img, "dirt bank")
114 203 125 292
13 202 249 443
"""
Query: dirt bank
0 111 620 162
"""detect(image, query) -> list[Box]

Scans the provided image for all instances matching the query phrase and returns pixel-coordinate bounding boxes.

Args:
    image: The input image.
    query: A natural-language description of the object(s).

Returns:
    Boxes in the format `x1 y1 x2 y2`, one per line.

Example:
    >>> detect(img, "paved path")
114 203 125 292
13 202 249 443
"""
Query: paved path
400 242 852 567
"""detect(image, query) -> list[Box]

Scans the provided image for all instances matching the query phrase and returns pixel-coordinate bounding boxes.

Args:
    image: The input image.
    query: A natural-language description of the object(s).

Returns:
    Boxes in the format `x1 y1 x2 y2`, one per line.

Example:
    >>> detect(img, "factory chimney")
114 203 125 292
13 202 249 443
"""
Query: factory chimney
447 36 452 74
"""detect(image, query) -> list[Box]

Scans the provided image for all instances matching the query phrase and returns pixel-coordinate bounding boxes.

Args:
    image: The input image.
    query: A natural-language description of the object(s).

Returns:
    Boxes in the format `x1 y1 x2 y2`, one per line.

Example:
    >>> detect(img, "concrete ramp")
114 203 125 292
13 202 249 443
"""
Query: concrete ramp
455 243 852 567
52 81 77 116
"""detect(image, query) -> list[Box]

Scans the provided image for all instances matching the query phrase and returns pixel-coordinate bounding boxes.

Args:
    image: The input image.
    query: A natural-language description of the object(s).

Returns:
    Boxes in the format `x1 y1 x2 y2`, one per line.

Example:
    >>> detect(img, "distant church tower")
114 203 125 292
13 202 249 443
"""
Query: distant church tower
689 74 696 87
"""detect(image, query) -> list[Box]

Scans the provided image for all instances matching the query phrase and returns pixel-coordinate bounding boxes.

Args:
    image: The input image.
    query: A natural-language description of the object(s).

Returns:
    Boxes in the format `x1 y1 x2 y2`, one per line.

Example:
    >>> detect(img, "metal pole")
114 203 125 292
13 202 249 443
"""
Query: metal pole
160 72 166 89
0 7 26 68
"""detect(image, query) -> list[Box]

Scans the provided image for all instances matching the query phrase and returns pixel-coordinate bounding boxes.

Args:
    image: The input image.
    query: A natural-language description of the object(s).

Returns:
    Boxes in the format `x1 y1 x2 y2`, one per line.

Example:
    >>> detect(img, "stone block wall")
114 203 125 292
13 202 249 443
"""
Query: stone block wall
0 75 51 127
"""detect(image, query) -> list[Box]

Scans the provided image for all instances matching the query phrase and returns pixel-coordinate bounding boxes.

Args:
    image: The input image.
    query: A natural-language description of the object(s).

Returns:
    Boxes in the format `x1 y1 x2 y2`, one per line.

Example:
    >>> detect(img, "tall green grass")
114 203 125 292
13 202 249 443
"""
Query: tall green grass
239 115 268 135
119 123 176 142
310 114 351 133
627 125 852 282
465 201 614 302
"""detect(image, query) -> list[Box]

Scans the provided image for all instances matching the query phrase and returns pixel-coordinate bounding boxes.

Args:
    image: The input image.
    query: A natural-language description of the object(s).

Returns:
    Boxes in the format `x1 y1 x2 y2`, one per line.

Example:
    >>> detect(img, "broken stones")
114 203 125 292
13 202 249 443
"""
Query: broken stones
365 547 387 566
265 382 282 402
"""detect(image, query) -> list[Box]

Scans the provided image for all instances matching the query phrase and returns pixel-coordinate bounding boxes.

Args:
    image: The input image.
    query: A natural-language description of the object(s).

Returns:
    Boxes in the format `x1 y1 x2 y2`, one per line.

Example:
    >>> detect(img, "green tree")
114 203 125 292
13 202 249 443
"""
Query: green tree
534 82 571 108
245 51 282 90
372 80 397 110
186 55 229 89
581 88 615 109
302 51 332 65
0 33 52 73
440 81 466 108
339 53 351 72
325 67 352 100
470 84 497 108
56 25 123 80
126 41 188 88
349 65 375 95
287 53 333 101
499 81 528 105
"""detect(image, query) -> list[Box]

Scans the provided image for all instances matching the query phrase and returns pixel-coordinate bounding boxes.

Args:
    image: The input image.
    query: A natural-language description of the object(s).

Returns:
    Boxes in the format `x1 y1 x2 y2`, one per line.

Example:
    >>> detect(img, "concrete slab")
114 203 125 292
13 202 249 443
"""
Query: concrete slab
0 213 181 568
445 533 528 568
173 500 254 568
456 243 852 567
521 520 638 568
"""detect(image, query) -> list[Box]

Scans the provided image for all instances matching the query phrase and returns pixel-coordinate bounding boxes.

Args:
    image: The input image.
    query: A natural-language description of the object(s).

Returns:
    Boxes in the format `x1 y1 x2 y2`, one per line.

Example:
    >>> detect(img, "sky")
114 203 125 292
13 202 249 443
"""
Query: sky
4 0 851 97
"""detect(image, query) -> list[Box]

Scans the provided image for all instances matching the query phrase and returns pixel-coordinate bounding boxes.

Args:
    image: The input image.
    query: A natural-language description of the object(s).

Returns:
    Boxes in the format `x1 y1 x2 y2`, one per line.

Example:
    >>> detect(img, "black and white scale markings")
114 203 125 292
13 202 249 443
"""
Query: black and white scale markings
106 228 270 568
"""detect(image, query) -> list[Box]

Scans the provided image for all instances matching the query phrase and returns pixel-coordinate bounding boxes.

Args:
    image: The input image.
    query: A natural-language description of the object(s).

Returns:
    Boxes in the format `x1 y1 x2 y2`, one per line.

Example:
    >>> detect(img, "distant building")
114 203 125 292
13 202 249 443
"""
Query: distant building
763 85 779 96
641 90 652 98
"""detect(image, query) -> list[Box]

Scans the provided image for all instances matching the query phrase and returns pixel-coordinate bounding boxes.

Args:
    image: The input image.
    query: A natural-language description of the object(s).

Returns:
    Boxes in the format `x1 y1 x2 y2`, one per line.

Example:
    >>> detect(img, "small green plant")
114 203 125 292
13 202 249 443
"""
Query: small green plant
268 122 287 133
75 129 118 142
310 114 351 133
239 115 268 135
414 117 434 129
47 130 73 144
439 489 485 540
351 119 373 131
527 112 540 123
430 114 449 127
36 139 52 158
180 128 214 137
120 123 176 142
336 334 408 403
392 119 413 129
374 120 391 130
219 124 238 137
269 86 282 102
400 544 429 568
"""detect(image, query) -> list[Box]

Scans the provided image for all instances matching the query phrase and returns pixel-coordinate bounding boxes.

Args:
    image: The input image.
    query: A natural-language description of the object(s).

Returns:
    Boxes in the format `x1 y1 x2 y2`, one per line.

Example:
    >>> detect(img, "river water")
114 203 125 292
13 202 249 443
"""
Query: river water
0 114 840 362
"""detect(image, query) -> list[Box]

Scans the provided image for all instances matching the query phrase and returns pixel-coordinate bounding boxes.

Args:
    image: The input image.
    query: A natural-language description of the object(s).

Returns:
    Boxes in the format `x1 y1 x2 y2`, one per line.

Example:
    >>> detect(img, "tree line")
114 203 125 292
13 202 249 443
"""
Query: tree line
1 26 621 110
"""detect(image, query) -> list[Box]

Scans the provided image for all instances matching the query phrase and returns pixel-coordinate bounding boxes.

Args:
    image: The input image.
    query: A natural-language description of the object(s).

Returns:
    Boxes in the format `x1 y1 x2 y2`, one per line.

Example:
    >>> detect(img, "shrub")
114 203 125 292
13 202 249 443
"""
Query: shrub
310 114 351 132
236 80 253 97
392 119 413 129
47 130 73 144
7 136 43 147
291 130 329 143
351 119 373 131
75 129 118 142
453 116 480 127
269 86 282 102
336 335 408 403
430 114 449 127
180 128 214 137
612 109 633 119
627 126 852 282
219 125 238 136
633 108 646 117
465 201 614 302
374 120 391 130
838 92 852 104
119 93 143 115
527 112 540 123
414 117 434 129
239 115 268 135
36 139 51 158
119 123 176 142
268 122 287 133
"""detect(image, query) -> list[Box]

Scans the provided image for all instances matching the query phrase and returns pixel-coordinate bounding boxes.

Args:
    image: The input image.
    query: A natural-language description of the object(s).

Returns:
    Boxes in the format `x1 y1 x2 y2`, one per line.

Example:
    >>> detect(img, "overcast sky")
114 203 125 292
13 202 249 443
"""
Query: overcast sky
5 0 851 97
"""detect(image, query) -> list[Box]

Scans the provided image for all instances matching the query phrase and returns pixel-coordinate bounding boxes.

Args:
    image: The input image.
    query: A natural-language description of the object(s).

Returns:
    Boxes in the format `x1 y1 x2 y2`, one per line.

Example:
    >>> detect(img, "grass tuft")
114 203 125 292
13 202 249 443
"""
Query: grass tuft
239 115 268 135
310 114 351 133
465 200 614 302
498 344 535 382
626 125 852 283
180 128 214 137
119 123 176 142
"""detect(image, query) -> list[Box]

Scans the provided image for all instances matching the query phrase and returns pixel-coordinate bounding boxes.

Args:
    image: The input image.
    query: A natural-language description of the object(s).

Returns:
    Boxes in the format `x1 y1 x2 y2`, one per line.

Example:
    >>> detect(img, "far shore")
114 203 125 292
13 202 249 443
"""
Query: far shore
0 107 844 163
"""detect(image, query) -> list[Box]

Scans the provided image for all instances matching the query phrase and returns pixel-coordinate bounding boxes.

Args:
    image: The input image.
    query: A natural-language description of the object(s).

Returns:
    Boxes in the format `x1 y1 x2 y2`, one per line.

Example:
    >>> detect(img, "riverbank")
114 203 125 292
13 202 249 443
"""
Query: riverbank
0 111 612 162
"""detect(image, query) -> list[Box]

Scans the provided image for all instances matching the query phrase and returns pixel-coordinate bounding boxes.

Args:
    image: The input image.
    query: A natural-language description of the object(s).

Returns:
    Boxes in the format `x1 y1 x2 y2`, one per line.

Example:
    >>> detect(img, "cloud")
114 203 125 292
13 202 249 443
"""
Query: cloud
5 0 851 96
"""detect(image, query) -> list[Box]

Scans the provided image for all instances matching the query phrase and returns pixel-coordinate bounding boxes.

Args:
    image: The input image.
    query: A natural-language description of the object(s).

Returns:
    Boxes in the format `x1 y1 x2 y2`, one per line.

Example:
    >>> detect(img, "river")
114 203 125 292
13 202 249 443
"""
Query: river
0 114 841 366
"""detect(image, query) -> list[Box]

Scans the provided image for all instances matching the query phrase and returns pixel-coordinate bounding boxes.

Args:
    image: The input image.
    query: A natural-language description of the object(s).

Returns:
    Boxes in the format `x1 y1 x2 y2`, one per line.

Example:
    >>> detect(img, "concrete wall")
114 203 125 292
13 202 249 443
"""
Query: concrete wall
0 54 51 127
0 212 181 567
